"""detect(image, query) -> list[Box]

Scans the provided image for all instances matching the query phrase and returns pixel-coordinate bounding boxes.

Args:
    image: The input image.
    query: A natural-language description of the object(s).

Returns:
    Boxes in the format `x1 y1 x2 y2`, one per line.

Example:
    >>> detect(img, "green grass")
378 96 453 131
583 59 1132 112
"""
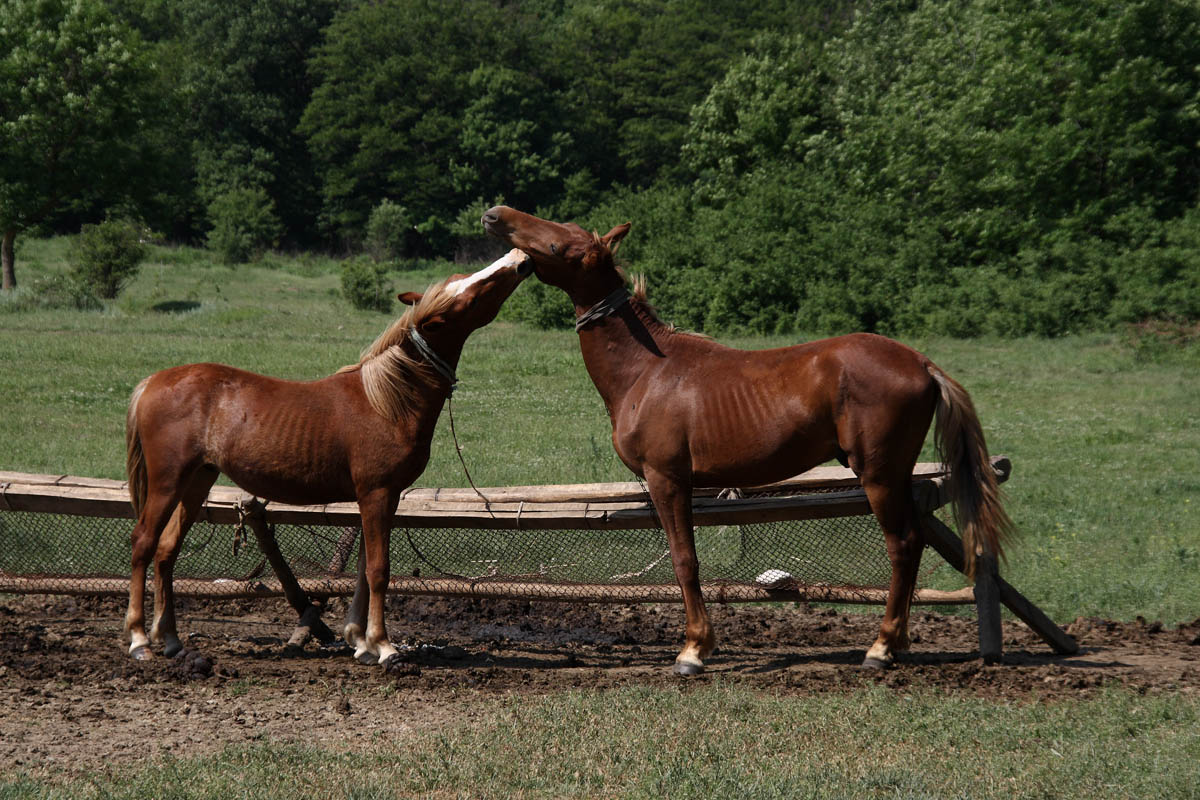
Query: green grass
2 684 1197 798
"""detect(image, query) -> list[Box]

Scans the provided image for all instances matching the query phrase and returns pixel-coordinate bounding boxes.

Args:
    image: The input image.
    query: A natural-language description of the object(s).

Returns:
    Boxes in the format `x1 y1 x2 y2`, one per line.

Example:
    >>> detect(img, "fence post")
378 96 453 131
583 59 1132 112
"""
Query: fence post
237 495 337 648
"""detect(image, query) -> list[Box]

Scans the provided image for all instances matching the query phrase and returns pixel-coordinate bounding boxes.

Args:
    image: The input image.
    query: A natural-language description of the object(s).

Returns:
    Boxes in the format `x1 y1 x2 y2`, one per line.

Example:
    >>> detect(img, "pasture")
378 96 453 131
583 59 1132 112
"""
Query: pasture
1 239 1199 797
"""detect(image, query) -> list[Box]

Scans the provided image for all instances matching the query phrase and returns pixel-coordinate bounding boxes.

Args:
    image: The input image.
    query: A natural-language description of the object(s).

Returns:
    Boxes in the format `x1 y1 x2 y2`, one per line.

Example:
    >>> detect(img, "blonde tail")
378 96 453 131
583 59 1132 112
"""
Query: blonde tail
126 377 151 518
928 365 1013 578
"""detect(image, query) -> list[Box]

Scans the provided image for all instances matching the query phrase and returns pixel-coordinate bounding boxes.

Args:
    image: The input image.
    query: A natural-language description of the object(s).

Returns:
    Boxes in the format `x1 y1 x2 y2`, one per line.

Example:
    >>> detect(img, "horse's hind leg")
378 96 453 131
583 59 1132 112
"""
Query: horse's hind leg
150 467 219 657
125 484 189 659
861 478 924 668
343 536 370 659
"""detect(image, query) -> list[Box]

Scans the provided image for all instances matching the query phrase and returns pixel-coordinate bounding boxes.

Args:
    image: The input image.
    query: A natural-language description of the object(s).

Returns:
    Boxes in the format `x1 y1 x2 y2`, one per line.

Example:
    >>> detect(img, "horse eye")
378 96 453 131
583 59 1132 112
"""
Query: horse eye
549 243 558 255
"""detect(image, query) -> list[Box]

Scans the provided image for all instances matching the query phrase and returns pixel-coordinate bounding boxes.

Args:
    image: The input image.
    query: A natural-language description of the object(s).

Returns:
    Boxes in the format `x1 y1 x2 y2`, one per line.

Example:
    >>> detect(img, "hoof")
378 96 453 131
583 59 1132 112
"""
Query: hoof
355 649 380 666
673 661 705 677
163 642 184 659
860 656 892 670
130 645 152 661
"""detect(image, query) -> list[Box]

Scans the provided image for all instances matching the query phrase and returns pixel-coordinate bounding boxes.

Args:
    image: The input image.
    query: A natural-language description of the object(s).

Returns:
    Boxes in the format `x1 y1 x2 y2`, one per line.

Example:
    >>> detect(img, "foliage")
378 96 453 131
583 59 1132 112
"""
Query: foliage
206 187 283 264
499 278 574 330
69 219 148 298
177 0 338 248
365 199 412 263
340 257 394 312
0 0 157 288
585 0 1200 337
5 0 1200 335
301 0 534 251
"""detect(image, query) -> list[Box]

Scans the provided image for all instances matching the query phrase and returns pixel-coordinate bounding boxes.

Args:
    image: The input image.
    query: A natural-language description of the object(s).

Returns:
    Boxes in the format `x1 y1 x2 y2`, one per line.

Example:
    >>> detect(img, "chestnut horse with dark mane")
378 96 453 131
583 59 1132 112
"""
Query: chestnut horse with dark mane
484 206 1011 673
123 250 532 666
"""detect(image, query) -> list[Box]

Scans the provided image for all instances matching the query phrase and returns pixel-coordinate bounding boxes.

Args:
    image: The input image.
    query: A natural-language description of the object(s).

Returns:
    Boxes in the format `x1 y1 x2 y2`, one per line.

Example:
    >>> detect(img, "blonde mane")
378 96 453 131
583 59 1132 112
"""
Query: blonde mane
337 278 459 422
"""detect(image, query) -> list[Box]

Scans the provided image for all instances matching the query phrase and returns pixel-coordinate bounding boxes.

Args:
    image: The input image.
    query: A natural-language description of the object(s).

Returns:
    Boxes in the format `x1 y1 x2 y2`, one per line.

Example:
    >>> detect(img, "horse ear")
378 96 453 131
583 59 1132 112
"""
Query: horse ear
602 222 632 255
397 291 422 306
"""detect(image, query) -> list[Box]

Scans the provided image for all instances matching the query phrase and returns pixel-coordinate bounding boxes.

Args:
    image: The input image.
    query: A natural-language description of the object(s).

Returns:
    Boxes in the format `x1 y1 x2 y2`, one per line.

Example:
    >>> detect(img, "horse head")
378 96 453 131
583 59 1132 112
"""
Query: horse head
396 247 532 355
482 206 630 307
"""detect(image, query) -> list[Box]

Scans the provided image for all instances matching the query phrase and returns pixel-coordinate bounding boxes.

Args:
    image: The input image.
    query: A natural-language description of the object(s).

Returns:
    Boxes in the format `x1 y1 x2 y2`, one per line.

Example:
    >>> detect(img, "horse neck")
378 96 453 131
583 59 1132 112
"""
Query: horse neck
352 334 464 430
576 298 675 409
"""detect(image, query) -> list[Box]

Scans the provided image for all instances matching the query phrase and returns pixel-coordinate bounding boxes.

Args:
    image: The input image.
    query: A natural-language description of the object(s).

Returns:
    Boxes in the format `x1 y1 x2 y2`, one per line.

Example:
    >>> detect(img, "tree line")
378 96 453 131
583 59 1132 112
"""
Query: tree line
2 0 1198 336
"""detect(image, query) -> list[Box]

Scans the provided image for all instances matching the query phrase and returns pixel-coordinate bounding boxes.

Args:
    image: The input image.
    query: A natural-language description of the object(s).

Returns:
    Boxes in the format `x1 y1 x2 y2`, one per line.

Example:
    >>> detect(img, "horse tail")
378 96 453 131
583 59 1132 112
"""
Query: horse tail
126 377 151 519
927 364 1013 578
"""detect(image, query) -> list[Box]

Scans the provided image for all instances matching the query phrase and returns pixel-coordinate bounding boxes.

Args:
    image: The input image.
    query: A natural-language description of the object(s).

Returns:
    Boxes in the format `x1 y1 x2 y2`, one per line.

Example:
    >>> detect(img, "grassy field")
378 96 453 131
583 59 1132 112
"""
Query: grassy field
2 684 1198 800
2 238 1199 797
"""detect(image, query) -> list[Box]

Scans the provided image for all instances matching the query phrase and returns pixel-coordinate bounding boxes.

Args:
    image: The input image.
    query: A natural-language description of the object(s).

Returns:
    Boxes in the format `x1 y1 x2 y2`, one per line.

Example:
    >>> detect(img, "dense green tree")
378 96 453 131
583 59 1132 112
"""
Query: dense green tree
0 0 157 289
602 0 1200 336
301 0 537 253
179 0 340 247
548 0 847 190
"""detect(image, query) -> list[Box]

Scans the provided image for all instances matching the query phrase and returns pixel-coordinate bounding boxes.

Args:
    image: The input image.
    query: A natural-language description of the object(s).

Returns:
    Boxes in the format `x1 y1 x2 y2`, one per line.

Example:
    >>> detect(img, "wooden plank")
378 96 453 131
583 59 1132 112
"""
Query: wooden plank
0 460 971 506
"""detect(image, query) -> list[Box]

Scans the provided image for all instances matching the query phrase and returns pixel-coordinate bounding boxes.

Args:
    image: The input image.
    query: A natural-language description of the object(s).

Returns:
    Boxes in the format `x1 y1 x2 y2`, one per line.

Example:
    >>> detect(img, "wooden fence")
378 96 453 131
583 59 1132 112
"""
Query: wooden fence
0 456 1077 660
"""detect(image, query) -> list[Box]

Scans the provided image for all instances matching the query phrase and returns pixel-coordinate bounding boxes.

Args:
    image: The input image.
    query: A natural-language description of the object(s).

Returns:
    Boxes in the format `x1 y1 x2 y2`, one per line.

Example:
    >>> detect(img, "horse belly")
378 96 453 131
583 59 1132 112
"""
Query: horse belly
686 383 837 488
203 393 358 505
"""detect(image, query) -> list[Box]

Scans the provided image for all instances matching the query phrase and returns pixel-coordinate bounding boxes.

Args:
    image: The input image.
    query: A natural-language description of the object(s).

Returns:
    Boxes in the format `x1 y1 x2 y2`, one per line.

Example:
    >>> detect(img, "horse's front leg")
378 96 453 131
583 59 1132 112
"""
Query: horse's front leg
352 490 401 667
644 468 715 675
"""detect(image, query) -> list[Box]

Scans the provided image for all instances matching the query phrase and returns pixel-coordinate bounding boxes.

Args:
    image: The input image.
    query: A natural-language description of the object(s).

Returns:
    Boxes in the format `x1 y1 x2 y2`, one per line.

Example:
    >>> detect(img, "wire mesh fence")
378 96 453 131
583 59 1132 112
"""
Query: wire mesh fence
3 458 1085 660
0 472 962 604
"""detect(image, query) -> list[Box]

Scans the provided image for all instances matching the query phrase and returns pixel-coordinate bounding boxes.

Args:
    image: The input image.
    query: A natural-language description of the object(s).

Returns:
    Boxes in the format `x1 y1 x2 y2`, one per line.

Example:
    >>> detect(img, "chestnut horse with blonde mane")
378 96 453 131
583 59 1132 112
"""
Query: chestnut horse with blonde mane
484 206 1011 673
123 250 532 666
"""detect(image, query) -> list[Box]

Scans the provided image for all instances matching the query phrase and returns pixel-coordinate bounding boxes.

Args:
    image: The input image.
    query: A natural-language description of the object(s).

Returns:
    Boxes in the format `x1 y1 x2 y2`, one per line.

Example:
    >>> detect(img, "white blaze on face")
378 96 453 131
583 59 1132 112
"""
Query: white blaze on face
446 248 528 296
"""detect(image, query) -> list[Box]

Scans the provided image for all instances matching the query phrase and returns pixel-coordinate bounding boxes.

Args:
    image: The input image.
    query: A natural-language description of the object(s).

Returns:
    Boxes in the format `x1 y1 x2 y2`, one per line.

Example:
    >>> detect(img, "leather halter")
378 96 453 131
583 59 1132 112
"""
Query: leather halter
409 328 458 394
575 287 630 332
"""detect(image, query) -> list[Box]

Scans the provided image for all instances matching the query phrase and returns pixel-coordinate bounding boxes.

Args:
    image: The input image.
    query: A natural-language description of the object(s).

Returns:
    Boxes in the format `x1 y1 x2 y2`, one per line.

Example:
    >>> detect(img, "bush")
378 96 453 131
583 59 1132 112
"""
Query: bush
499 279 573 329
207 187 282 264
340 257 394 312
69 219 147 299
365 199 411 262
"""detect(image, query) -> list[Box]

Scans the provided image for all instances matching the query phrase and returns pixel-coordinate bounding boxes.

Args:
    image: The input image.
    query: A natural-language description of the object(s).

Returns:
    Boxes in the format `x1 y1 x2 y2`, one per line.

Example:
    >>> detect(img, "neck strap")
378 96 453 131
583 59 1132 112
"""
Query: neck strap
409 328 458 394
575 287 630 332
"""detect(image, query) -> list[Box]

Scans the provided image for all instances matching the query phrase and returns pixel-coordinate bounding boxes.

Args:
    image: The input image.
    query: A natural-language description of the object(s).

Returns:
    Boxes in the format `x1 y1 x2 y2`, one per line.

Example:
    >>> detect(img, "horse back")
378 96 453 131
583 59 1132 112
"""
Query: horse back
614 332 937 487
131 363 415 504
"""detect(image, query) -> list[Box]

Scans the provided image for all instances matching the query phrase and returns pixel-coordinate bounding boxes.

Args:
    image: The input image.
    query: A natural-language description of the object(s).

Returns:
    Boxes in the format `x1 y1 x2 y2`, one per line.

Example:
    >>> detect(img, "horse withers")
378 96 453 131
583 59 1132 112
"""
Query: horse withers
123 249 533 667
483 206 1011 674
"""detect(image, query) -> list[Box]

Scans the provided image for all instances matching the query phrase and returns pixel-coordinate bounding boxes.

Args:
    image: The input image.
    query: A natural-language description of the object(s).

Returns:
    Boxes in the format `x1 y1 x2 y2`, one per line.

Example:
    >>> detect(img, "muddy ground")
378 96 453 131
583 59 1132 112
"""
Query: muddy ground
2 594 1198 777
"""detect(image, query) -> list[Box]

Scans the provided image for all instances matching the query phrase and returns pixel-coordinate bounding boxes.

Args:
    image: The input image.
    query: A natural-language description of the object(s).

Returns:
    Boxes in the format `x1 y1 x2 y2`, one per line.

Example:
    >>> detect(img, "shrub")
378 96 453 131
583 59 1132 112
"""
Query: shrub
207 187 282 264
365 199 411 262
69 219 147 299
499 279 573 329
340 257 394 312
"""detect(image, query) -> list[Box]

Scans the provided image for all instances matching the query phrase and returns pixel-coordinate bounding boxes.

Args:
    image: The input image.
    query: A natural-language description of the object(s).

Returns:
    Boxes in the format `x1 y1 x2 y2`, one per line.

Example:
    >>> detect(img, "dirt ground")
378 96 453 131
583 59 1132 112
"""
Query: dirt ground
2 593 1198 777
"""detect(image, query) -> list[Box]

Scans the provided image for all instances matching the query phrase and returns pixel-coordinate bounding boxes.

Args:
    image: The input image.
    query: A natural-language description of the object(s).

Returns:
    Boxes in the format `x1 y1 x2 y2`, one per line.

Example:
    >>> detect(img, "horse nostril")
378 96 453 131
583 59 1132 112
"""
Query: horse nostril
482 210 499 227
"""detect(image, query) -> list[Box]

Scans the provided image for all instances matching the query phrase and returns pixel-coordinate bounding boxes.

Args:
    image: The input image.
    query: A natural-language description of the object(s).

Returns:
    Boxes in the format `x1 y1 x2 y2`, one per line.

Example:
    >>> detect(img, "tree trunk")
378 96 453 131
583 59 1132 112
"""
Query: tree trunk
1 229 15 291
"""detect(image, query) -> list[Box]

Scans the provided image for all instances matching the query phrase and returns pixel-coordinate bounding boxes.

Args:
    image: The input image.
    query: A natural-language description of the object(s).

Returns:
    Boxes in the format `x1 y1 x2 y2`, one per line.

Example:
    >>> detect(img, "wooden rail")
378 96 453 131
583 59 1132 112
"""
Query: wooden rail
0 459 986 528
